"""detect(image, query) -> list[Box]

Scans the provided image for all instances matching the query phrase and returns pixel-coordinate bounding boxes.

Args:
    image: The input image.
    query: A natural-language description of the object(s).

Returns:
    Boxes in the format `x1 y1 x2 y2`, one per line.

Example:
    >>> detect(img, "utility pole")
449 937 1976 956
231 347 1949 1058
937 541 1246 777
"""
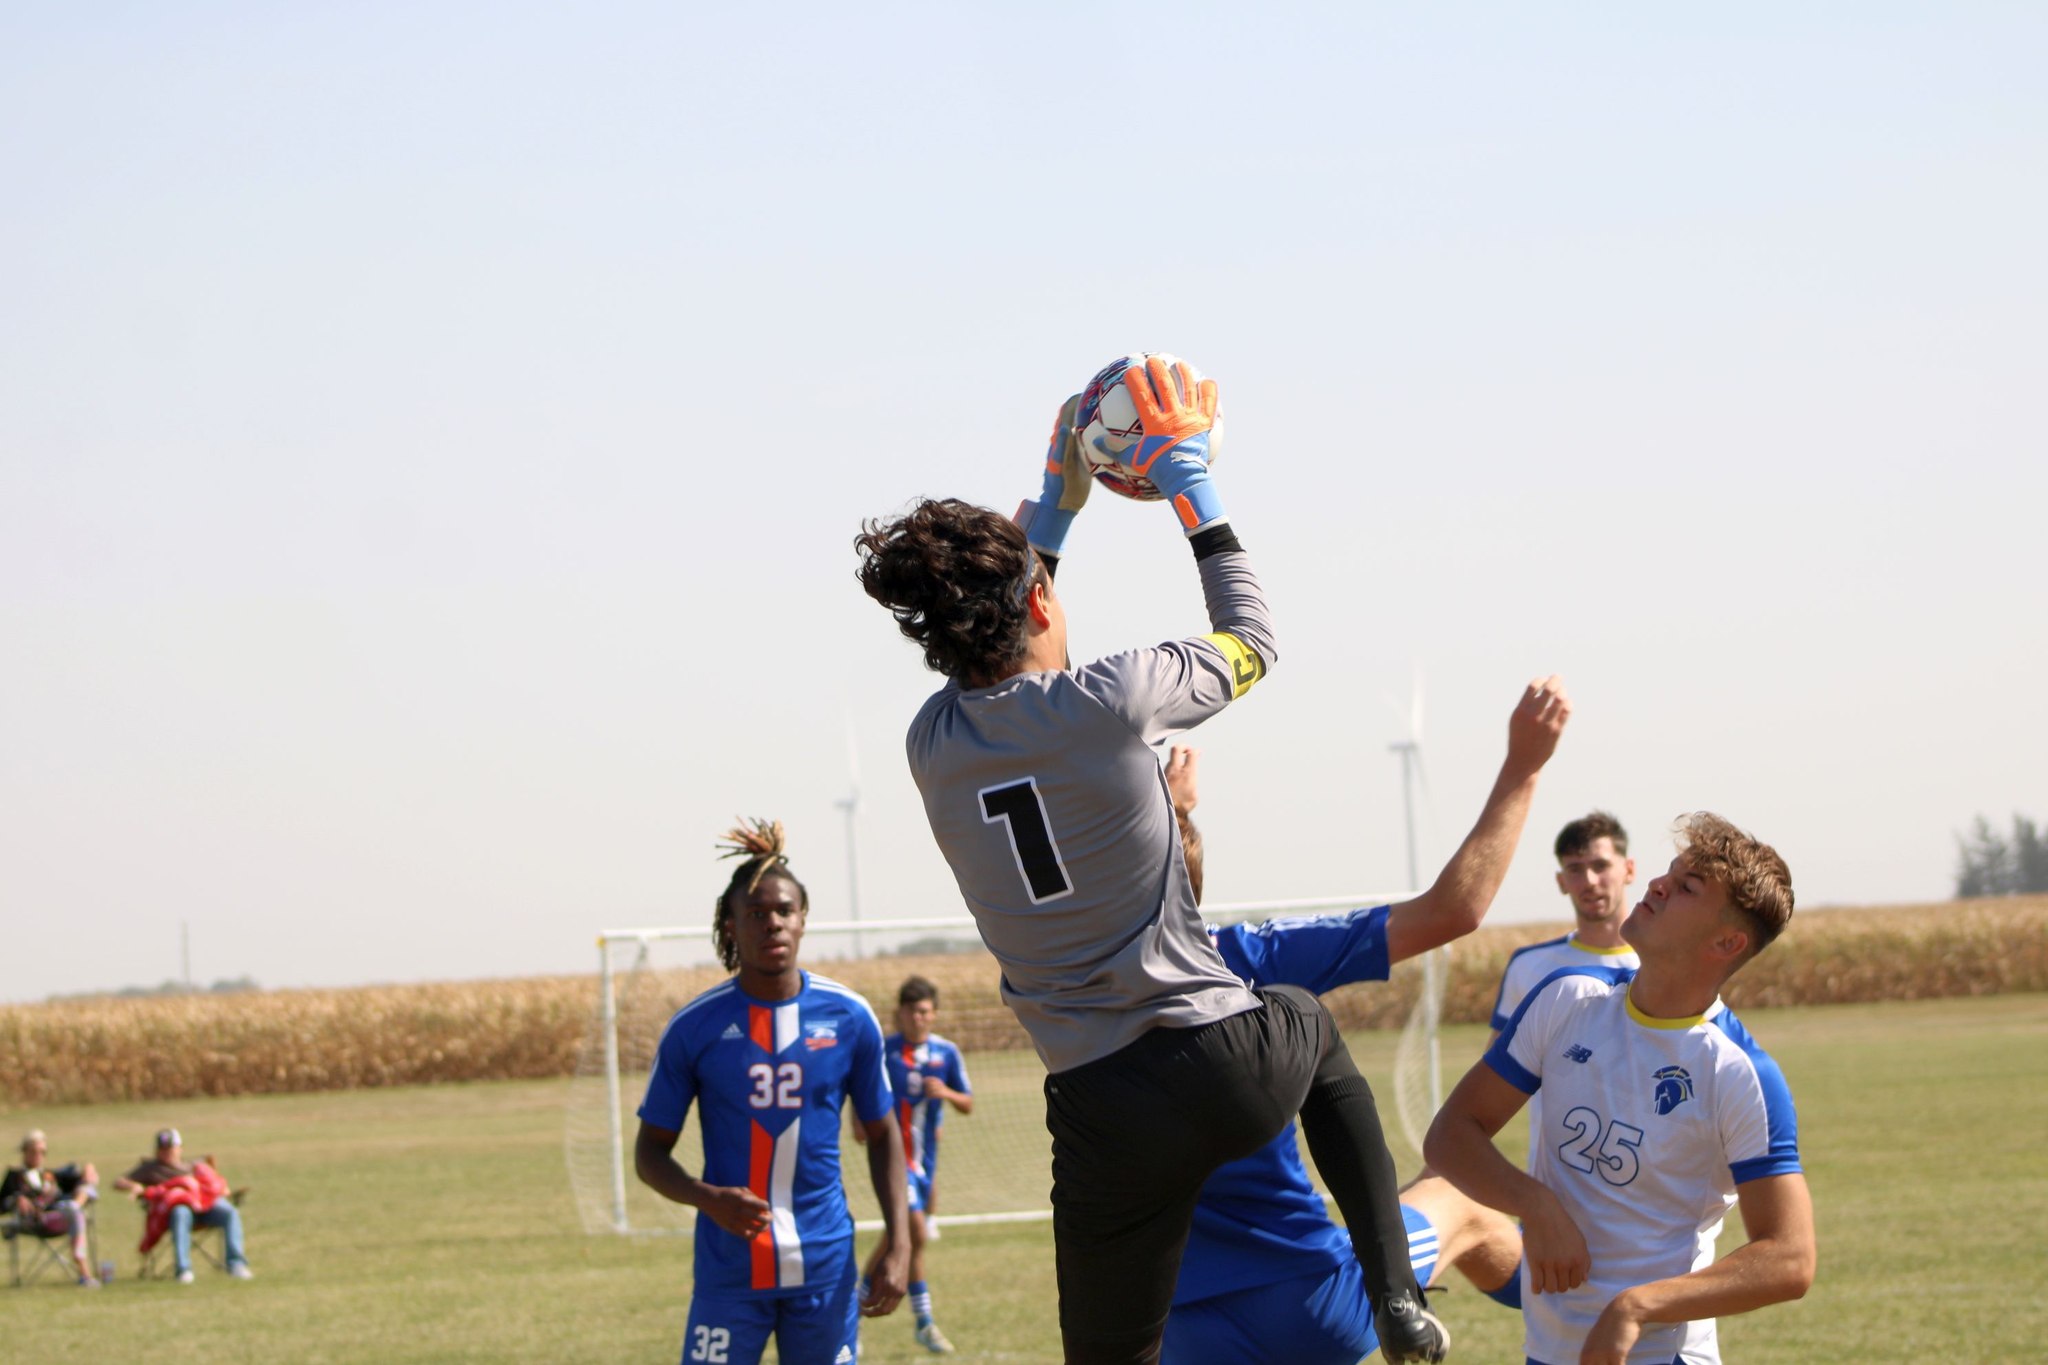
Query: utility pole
1389 672 1443 1113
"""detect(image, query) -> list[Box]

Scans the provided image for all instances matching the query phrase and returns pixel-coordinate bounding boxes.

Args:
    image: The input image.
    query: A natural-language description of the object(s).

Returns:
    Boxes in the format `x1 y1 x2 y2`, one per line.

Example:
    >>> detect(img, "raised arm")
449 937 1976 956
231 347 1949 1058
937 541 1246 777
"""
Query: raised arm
1579 1173 1815 1365
1383 676 1571 965
1125 355 1276 673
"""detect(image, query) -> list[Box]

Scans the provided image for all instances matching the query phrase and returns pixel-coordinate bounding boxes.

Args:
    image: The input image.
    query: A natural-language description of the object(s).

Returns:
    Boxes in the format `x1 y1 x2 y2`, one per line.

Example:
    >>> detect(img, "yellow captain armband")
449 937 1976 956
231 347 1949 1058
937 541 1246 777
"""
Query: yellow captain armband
1201 632 1267 699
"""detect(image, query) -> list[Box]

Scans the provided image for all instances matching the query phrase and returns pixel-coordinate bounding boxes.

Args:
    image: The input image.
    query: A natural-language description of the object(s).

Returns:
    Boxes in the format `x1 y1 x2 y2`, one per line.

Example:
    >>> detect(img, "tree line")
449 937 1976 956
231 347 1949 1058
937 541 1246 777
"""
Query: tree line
1954 813 2048 898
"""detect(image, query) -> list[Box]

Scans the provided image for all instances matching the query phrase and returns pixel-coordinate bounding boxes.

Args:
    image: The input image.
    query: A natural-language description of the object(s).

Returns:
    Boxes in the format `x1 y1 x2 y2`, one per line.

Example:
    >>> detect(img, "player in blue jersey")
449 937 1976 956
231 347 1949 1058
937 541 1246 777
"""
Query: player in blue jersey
859 975 974 1354
1160 676 1570 1365
636 821 911 1365
1428 814 1815 1365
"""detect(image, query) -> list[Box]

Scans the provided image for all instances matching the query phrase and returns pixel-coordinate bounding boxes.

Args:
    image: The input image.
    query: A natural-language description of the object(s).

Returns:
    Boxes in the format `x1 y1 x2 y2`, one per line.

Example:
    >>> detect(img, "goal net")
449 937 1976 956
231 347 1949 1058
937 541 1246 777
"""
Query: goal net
565 896 1436 1236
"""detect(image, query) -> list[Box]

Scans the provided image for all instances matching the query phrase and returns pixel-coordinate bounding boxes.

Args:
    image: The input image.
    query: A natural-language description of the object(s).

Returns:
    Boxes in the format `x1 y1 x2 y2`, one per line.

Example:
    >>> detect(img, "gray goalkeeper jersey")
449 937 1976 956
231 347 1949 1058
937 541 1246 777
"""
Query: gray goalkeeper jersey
907 549 1277 1073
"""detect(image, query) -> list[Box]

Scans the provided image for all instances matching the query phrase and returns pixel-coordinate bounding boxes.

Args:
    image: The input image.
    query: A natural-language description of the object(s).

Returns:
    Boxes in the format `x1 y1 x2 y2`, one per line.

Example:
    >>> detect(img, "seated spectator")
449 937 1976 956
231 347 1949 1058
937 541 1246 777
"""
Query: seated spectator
2 1129 101 1287
111 1127 252 1283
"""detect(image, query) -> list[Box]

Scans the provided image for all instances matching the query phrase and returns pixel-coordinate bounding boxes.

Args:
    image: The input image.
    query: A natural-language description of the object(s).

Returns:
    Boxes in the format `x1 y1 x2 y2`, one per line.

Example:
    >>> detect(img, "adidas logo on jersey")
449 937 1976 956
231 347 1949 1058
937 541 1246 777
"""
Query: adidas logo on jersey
834 1346 855 1363
1564 1043 1593 1063
720 1023 744 1041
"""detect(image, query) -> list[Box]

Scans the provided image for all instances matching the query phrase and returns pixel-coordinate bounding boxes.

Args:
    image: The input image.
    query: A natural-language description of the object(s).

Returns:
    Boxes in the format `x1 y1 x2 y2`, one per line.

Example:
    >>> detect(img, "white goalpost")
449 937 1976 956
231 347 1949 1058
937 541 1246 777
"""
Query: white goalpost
564 893 1441 1238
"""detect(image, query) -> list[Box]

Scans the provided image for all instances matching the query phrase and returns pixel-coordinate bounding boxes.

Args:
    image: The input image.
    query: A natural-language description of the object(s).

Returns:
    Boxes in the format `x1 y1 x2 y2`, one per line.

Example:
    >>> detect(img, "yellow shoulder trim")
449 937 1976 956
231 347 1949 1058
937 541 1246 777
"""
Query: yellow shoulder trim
1569 935 1637 957
1624 989 1706 1031
1201 632 1267 700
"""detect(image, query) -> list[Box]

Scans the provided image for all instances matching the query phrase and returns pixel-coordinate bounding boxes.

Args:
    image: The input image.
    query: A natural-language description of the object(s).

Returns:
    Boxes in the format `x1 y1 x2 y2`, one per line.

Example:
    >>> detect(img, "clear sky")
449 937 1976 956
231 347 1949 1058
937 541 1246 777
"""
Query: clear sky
4 4 2042 1003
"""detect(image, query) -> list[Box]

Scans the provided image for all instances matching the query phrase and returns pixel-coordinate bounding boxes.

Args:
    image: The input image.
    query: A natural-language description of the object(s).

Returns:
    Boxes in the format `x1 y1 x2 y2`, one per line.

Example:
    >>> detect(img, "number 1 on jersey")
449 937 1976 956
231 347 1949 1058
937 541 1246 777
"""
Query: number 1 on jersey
979 777 1073 903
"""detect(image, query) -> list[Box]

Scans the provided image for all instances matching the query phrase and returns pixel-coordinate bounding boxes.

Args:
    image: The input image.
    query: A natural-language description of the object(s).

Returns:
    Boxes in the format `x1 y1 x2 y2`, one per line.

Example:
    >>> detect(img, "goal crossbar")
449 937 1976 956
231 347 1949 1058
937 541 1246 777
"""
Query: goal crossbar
594 893 1412 947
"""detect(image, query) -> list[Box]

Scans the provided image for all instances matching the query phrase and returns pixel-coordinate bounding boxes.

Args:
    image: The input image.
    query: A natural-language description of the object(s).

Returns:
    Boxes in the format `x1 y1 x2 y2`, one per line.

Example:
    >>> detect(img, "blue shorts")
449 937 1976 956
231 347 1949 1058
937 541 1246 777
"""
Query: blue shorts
682 1260 858 1365
1161 1205 1439 1365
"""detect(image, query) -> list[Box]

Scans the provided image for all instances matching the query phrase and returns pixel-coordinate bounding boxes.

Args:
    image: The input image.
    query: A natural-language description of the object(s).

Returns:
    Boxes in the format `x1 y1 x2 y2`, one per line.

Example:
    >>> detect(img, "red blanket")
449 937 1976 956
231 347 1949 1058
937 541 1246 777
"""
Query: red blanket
138 1162 228 1254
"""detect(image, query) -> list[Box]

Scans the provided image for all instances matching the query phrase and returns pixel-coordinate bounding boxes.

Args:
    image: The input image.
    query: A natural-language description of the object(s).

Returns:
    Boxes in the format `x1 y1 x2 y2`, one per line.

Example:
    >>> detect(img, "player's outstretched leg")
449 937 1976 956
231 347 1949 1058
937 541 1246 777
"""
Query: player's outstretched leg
1399 1174 1524 1310
1263 987 1450 1364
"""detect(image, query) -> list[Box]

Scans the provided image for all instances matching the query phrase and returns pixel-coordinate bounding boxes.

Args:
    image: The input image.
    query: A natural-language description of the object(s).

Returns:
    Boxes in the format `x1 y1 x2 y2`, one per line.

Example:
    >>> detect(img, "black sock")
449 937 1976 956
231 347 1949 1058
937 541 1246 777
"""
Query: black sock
1297 1054 1422 1310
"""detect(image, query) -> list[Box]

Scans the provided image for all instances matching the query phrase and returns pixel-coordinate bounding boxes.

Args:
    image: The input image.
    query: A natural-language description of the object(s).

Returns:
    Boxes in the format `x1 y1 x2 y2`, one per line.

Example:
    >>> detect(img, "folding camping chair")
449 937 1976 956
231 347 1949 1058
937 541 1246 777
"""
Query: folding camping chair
4 1201 97 1288
137 1188 247 1280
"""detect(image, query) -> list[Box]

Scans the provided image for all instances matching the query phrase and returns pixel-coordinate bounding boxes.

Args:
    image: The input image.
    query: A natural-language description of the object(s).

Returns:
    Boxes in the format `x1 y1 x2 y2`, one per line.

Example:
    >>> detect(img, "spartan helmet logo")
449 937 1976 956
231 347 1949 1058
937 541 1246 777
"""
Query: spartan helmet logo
1652 1065 1695 1115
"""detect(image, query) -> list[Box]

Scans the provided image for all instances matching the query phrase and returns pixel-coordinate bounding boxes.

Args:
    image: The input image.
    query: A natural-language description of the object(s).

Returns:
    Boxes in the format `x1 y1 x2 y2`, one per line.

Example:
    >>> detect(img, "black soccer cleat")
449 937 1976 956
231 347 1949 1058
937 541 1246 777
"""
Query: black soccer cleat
1376 1290 1451 1364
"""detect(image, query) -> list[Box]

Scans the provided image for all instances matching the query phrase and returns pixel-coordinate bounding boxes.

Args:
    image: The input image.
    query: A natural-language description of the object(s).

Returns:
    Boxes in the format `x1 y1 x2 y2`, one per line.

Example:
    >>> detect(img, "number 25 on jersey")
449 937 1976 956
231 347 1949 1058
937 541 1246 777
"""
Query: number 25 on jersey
1557 1105 1643 1186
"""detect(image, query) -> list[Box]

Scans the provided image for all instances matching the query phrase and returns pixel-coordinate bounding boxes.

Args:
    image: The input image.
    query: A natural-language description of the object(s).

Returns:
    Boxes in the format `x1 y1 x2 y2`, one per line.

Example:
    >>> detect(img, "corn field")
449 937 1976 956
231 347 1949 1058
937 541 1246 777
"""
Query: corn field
4 896 2043 1109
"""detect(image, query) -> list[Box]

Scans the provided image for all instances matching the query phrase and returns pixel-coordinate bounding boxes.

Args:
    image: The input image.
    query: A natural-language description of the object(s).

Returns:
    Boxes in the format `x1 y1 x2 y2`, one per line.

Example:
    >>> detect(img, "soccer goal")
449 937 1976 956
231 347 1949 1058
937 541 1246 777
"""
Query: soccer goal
565 896 1440 1237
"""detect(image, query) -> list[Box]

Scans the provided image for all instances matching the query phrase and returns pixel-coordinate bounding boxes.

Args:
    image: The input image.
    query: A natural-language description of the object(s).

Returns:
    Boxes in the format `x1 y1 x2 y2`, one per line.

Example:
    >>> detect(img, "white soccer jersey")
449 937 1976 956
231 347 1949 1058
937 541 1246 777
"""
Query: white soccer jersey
1491 933 1641 1145
1486 967 1801 1365
1491 934 1641 1030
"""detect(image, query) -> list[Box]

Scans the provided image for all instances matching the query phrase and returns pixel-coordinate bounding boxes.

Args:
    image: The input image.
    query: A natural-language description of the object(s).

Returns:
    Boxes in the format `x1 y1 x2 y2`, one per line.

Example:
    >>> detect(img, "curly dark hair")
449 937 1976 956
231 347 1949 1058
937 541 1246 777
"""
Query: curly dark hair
854 498 1042 682
713 818 808 973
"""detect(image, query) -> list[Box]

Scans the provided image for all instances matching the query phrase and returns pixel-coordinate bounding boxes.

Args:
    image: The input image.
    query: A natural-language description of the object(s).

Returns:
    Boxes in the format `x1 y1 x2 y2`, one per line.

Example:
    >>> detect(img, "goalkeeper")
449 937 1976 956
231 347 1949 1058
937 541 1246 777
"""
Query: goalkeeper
855 359 1445 1365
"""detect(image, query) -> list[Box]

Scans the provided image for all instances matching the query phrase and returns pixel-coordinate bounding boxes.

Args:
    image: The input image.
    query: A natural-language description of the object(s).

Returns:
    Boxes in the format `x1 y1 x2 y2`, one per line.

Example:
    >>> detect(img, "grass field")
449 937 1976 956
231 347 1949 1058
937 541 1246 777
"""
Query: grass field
7 994 2046 1363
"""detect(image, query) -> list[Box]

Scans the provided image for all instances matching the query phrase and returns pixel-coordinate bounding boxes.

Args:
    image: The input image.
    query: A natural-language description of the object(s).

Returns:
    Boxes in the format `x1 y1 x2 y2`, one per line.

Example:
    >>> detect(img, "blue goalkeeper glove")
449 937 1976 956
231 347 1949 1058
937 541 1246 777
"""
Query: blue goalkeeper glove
1123 356 1225 534
1022 394 1088 557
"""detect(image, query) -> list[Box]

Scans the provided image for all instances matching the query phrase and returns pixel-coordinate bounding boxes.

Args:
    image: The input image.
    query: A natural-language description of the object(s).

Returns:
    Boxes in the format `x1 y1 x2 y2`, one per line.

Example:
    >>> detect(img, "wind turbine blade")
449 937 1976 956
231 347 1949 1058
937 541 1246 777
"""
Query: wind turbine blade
1376 690 1409 735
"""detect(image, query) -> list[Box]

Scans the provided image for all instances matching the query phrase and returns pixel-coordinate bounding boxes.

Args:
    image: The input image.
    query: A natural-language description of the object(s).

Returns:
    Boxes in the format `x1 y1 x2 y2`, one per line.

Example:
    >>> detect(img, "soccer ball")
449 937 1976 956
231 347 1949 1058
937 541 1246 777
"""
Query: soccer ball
1073 353 1225 501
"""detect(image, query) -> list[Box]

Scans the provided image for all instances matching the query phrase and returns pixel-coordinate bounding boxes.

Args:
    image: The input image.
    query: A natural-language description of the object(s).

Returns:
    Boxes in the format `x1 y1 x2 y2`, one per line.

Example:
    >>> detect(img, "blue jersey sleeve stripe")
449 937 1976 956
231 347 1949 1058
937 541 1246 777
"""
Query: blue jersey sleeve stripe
1731 1154 1804 1183
1487 964 1635 1096
1484 1049 1541 1094
1711 1010 1801 1168
1490 934 1570 1029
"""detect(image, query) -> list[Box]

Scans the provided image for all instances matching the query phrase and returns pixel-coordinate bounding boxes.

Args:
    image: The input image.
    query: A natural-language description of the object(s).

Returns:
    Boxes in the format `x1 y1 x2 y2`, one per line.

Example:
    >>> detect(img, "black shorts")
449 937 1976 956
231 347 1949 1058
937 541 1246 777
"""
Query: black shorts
1043 985 1335 1364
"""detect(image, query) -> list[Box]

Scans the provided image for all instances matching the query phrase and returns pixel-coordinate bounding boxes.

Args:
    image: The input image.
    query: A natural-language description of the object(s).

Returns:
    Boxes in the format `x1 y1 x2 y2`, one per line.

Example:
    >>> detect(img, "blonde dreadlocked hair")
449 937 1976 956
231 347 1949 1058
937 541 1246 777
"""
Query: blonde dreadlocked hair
713 818 808 972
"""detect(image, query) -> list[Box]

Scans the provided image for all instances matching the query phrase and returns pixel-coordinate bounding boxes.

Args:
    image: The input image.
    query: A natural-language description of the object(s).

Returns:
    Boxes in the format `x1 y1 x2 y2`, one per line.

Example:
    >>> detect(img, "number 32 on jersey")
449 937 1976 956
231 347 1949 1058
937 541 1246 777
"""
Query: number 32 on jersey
747 1062 803 1109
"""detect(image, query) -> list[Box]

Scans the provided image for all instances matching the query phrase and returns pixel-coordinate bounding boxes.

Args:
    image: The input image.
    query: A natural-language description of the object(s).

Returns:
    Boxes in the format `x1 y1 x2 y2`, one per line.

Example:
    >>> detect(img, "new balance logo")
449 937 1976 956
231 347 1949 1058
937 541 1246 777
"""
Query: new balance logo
1564 1043 1594 1063
720 1023 744 1041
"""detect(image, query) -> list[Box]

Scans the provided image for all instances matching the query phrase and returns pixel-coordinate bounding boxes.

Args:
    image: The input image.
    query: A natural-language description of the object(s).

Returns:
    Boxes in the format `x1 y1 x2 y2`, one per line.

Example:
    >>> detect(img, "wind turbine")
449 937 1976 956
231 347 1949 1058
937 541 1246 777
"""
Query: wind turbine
1387 672 1427 895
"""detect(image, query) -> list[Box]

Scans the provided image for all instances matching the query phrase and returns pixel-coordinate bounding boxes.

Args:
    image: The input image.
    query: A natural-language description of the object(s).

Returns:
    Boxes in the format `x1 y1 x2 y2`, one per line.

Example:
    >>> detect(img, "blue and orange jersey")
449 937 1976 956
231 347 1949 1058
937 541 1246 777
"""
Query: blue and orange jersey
882 1034 971 1180
638 972 892 1297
